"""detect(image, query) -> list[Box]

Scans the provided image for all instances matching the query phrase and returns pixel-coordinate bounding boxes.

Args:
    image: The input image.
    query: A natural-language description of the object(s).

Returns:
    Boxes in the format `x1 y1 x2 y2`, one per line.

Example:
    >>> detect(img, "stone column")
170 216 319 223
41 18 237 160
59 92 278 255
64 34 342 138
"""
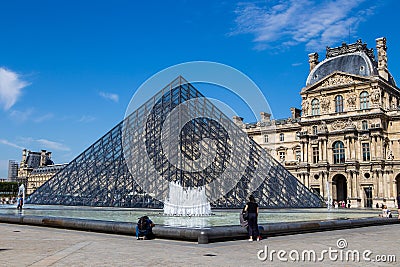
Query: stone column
386 172 392 199
373 172 379 198
345 138 351 160
325 139 329 162
347 174 352 199
329 180 333 202
352 172 357 198
377 136 382 160
306 142 309 162
383 171 388 199
378 171 384 198
355 138 359 161
349 138 354 159
371 136 376 160
305 173 309 188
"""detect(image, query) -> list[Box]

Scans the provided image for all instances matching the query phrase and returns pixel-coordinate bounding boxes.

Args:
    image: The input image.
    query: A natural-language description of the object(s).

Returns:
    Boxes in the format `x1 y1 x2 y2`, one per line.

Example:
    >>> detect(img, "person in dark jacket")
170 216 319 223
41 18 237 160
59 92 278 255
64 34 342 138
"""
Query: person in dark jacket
136 216 155 240
244 195 260 241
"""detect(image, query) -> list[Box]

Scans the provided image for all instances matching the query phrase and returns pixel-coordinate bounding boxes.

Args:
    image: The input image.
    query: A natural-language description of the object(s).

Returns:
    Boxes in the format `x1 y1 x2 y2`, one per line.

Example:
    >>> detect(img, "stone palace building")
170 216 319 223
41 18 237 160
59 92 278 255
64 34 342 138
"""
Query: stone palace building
17 149 67 195
238 38 400 208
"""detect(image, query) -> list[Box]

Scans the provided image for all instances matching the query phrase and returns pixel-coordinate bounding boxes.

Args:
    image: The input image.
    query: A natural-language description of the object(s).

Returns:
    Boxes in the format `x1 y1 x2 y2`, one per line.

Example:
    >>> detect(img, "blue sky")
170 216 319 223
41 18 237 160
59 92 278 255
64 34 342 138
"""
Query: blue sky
1 0 399 178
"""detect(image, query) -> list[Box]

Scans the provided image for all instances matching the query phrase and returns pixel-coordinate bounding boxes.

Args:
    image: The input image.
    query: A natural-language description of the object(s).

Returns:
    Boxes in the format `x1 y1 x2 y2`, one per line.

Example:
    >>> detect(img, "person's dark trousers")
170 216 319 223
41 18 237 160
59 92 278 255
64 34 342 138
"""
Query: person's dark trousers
248 213 259 238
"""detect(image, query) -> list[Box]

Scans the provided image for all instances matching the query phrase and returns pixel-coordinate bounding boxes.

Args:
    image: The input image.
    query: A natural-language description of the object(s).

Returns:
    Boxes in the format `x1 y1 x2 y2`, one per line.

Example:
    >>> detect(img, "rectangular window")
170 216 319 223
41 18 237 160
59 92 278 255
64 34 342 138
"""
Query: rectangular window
362 120 368 130
312 147 319 163
279 133 284 142
295 150 301 161
362 143 370 161
312 126 318 135
279 151 285 161
264 135 268 143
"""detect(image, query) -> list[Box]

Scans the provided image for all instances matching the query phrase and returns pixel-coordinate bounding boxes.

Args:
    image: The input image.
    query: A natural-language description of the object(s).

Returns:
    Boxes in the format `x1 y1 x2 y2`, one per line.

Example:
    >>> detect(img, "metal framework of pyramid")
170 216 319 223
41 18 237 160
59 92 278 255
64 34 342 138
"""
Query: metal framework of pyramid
28 76 323 208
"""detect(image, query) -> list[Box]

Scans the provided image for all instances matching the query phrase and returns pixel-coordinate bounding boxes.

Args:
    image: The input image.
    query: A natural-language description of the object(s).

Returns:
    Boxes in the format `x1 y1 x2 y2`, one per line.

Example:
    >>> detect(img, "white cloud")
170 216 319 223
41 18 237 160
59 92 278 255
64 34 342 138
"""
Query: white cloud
36 139 70 151
99 91 119 103
231 0 377 51
78 115 96 123
0 139 24 150
0 67 29 110
9 108 34 122
34 113 54 123
15 137 70 152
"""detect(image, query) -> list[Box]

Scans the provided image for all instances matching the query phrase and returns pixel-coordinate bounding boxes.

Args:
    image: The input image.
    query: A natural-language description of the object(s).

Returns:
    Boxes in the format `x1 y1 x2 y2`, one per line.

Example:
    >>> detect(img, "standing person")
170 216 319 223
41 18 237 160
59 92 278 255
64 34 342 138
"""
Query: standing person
397 193 400 219
244 195 260 241
16 195 23 211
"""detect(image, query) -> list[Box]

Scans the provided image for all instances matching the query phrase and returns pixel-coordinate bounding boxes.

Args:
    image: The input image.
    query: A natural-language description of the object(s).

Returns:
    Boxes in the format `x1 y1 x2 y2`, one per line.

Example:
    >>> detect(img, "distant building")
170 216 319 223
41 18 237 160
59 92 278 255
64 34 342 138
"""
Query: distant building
18 149 53 184
17 149 67 195
8 160 19 182
27 164 67 195
240 38 400 208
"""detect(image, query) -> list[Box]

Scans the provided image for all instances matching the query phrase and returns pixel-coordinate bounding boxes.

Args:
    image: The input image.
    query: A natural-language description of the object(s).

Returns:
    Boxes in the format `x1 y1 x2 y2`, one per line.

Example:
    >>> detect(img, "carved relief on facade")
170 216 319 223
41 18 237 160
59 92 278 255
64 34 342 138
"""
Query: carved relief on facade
345 118 356 129
377 39 388 69
371 89 381 104
346 93 357 108
331 120 346 130
301 100 309 116
319 120 328 133
320 74 355 88
387 150 394 160
320 96 330 113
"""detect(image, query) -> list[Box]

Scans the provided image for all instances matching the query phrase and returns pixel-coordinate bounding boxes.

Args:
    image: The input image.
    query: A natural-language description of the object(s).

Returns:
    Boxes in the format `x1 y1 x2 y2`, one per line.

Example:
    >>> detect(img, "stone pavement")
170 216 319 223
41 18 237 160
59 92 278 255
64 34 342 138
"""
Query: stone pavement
0 223 399 267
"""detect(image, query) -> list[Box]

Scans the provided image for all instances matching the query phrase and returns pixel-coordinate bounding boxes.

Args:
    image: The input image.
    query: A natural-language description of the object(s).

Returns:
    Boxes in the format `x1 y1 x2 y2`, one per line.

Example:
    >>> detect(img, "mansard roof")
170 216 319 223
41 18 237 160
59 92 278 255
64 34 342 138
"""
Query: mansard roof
306 39 396 87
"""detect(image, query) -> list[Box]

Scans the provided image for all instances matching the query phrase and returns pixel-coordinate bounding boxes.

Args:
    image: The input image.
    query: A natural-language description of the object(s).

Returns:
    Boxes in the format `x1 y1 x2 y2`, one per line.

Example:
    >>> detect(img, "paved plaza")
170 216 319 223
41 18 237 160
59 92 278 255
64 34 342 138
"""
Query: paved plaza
0 222 399 266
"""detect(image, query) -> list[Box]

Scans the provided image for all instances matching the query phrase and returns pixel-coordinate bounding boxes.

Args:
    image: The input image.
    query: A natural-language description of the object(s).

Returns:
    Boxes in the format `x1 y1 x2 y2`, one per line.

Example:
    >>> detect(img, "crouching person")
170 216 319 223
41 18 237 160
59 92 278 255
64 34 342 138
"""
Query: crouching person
136 216 155 240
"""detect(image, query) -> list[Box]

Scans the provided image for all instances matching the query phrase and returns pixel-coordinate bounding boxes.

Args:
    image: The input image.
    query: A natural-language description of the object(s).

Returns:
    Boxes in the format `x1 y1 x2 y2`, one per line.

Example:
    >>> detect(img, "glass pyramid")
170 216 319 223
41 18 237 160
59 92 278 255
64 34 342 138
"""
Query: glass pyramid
27 76 323 208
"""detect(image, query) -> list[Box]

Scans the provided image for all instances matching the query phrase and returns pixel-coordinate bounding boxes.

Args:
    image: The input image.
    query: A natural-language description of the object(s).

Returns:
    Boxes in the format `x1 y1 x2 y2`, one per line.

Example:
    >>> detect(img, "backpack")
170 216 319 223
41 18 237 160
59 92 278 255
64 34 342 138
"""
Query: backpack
137 216 149 231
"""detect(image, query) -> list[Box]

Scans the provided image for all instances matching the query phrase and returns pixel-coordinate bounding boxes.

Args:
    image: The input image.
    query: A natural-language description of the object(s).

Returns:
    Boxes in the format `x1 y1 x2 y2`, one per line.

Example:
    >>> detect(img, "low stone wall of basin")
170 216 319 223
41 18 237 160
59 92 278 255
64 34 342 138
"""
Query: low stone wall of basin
0 214 398 244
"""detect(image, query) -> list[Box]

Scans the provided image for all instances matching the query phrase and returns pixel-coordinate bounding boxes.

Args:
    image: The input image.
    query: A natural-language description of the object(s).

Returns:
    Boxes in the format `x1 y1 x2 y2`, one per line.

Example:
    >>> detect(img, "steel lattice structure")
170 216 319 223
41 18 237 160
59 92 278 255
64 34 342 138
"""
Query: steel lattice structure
27 77 323 208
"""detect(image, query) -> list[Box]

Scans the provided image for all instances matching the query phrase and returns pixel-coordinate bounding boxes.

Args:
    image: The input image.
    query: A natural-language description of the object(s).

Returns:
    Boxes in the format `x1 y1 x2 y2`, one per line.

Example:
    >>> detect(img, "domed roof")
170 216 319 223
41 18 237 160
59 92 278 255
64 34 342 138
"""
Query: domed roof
306 52 377 86
306 40 396 87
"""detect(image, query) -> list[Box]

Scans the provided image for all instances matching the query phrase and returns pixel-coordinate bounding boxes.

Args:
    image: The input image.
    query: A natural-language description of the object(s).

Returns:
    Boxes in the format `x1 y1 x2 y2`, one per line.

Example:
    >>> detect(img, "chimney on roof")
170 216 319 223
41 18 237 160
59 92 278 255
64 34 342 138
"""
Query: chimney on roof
308 53 319 72
376 37 389 81
260 112 271 122
21 149 27 166
290 108 301 119
233 116 244 126
40 150 47 167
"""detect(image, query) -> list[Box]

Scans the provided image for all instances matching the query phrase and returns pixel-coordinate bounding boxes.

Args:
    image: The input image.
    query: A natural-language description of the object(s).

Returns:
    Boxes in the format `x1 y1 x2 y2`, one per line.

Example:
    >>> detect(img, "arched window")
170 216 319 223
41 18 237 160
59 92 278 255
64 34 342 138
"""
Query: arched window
311 99 320 115
333 141 345 164
335 95 344 113
360 91 369 110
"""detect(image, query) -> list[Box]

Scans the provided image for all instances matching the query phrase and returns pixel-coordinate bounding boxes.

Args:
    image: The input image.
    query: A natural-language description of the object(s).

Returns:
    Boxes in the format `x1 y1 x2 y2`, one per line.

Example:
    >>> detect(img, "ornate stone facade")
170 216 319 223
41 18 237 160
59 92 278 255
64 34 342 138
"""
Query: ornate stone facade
240 38 400 208
17 149 67 195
